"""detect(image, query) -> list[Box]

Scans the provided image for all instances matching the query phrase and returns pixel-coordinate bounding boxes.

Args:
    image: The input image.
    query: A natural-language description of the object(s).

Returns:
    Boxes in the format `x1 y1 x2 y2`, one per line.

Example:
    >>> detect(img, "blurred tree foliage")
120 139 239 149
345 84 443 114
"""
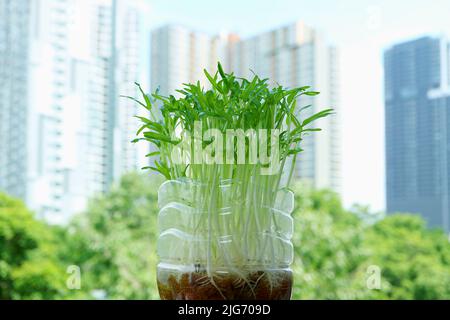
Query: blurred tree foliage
361 215 450 299
1 173 450 299
59 172 162 299
291 187 367 299
291 186 450 299
0 193 72 299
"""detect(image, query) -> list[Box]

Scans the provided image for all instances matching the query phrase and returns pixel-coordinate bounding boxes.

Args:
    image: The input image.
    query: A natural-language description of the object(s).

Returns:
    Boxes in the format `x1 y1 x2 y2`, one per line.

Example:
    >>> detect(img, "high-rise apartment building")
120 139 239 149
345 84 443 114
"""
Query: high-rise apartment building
150 22 340 191
0 0 31 202
150 25 230 96
384 36 450 231
0 0 142 223
229 22 340 190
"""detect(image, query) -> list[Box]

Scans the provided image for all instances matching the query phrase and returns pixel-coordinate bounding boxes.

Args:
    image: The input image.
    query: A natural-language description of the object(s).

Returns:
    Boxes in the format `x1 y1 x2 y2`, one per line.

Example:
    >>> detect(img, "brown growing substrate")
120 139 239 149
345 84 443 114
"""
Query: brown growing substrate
158 270 292 300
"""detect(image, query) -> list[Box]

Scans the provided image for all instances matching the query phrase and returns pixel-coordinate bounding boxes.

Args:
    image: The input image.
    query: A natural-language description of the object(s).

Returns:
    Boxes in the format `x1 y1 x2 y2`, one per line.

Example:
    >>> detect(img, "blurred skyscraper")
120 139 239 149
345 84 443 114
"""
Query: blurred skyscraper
0 0 142 223
384 36 450 232
151 25 230 96
229 22 340 191
150 22 341 191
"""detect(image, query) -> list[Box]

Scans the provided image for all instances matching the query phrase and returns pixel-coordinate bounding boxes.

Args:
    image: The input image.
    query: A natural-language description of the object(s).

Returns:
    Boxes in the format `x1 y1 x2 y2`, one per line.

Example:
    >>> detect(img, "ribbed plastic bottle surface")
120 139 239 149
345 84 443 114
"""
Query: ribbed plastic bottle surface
157 178 294 268
156 178 294 300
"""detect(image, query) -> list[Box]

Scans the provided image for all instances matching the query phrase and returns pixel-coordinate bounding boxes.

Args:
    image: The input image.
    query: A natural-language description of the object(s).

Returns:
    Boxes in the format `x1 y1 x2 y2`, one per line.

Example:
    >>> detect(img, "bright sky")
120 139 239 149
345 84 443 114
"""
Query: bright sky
144 0 450 211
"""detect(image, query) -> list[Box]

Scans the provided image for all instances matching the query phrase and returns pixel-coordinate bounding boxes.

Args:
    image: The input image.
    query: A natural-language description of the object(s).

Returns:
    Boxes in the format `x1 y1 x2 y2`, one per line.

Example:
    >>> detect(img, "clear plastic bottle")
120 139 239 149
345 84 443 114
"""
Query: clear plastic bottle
156 178 294 300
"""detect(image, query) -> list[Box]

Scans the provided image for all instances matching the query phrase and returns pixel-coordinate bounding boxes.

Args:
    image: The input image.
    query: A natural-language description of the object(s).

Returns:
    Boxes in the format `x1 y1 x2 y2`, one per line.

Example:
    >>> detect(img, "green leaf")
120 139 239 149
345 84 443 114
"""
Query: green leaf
303 91 320 96
135 82 152 111
143 132 175 144
132 137 149 143
217 62 229 86
301 109 334 127
120 95 146 108
287 147 303 155
303 128 322 132
298 105 312 113
145 151 160 157
204 69 222 93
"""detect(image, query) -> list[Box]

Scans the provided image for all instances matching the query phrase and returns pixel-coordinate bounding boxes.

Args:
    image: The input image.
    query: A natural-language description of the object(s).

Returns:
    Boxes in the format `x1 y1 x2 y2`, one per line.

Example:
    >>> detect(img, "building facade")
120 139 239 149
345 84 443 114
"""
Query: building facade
0 0 142 223
150 22 341 191
384 36 450 231
228 22 340 191
150 25 230 96
0 0 31 202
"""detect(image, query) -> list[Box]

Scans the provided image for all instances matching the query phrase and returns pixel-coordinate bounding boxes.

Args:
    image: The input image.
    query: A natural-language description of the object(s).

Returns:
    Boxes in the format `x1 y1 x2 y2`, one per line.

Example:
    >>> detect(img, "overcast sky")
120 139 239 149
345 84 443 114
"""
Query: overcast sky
143 0 450 211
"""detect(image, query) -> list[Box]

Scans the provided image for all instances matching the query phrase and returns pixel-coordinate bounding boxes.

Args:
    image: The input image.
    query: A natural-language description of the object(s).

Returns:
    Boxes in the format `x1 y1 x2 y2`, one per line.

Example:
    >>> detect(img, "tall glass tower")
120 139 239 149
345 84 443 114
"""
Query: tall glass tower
384 36 450 232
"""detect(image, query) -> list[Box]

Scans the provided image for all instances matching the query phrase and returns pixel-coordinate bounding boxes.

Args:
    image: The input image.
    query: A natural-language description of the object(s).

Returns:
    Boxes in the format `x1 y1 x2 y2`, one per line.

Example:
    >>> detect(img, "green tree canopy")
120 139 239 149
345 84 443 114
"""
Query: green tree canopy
362 215 450 299
291 187 367 299
0 193 70 299
3 173 449 299
291 185 450 299
62 172 162 299
67 174 450 300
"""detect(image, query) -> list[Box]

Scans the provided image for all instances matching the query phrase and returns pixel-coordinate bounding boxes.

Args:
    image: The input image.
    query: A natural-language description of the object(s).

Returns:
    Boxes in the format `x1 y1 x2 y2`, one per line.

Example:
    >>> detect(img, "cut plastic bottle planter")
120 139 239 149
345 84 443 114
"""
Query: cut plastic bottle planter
156 178 294 300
